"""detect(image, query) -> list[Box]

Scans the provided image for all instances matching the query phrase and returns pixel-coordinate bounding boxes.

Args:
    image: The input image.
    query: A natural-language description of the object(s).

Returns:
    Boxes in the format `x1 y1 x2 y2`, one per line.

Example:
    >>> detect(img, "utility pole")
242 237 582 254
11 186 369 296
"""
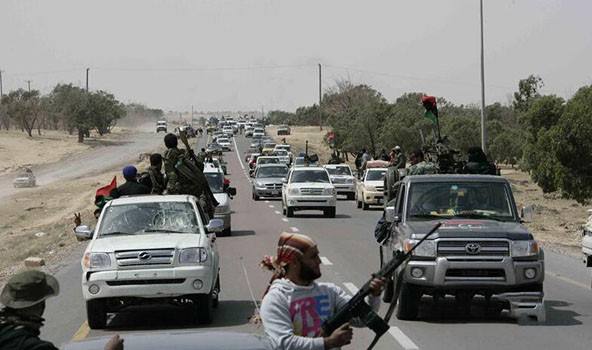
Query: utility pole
26 80 32 92
480 0 487 152
261 106 264 120
85 68 90 92
318 63 322 131
0 69 3 97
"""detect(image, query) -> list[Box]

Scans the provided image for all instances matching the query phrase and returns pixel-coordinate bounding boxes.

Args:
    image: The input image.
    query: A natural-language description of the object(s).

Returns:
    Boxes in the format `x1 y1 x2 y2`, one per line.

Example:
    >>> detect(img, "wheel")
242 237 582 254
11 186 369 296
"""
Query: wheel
252 193 259 201
346 193 355 200
212 276 220 308
194 292 214 324
396 282 420 320
286 207 294 217
356 198 362 208
362 202 369 210
86 299 107 329
221 226 231 237
324 207 336 218
379 247 396 303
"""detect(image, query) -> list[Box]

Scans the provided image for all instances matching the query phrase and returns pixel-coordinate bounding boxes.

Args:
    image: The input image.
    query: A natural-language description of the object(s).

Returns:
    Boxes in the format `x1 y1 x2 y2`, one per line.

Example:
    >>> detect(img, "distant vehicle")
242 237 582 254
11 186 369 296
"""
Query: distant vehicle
261 142 276 155
204 166 236 236
13 166 36 188
156 120 167 133
252 131 264 139
75 195 223 328
248 153 261 170
356 168 387 209
222 126 234 137
216 137 232 151
272 150 291 165
583 209 592 271
282 167 336 218
64 331 273 350
206 143 224 156
324 164 355 200
252 164 289 200
292 156 318 168
277 124 291 135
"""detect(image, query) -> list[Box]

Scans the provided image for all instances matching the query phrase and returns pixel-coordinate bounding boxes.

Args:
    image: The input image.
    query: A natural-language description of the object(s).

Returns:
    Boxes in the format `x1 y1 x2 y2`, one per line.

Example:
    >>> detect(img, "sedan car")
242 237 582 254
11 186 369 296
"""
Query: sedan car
252 164 289 200
13 167 36 188
204 167 236 236
216 137 232 151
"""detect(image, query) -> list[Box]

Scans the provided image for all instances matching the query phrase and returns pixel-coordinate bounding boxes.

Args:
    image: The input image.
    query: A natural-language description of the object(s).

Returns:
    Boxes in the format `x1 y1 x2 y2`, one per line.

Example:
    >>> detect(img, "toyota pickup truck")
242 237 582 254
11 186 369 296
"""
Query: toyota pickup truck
380 174 545 321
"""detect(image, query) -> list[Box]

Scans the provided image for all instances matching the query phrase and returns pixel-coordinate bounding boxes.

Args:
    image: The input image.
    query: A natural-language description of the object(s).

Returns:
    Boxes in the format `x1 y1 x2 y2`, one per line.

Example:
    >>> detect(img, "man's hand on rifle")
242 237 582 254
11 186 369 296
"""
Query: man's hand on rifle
369 276 386 296
324 322 353 348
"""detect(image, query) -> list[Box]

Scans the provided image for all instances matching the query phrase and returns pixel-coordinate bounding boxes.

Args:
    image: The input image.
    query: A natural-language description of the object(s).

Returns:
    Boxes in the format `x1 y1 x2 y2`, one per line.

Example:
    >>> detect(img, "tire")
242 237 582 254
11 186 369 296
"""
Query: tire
221 226 231 237
86 299 107 329
212 276 220 309
286 207 294 217
252 193 259 201
195 292 214 324
396 282 420 320
324 207 336 218
357 199 362 209
379 247 396 303
362 202 369 210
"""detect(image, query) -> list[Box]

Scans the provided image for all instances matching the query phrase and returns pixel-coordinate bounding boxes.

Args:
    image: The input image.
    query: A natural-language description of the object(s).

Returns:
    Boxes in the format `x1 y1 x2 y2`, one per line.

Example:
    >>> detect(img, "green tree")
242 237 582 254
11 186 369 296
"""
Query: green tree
513 75 544 113
88 91 126 135
521 95 564 142
1 89 42 137
49 84 90 143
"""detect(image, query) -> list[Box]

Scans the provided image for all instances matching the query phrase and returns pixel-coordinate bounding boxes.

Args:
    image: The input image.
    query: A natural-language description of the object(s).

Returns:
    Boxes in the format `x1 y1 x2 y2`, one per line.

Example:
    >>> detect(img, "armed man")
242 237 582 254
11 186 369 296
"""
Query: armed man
163 133 218 218
147 153 166 194
0 270 123 350
259 232 385 350
406 149 437 175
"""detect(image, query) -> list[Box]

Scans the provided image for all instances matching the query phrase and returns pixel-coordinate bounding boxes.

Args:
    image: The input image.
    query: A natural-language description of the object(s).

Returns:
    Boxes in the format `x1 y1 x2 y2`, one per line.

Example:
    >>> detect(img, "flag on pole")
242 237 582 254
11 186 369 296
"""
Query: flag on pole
421 95 438 124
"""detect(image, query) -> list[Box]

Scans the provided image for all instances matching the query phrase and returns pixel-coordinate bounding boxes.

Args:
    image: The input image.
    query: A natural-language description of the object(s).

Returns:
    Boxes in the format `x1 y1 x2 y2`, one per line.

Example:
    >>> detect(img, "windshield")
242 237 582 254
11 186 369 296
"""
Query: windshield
407 181 515 221
366 170 386 181
291 170 330 183
258 157 280 165
326 166 352 176
98 202 200 236
256 166 288 178
205 172 224 193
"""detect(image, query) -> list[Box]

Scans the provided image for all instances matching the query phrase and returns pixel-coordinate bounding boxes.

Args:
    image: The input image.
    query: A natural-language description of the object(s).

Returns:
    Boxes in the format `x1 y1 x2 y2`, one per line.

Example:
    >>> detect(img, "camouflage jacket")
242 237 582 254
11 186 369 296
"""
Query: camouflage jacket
407 161 438 176
147 165 166 194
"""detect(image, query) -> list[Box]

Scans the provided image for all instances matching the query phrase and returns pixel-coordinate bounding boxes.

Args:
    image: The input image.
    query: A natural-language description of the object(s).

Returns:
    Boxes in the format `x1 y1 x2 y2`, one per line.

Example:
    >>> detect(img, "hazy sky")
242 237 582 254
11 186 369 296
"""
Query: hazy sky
1 0 591 112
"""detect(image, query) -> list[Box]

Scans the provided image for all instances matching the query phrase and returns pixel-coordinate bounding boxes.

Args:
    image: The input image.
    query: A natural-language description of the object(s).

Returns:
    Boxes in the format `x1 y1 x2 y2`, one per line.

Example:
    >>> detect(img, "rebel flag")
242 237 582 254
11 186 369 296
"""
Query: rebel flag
421 95 438 124
95 176 117 207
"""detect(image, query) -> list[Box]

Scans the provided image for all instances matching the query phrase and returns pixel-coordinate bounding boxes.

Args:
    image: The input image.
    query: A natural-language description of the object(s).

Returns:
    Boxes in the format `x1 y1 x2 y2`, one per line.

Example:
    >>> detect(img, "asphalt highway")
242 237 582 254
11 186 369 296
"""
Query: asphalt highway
41 133 592 350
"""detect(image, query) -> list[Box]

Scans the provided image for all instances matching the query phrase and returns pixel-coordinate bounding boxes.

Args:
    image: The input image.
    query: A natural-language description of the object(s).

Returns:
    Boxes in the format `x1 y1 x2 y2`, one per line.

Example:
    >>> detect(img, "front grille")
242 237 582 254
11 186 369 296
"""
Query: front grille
375 186 384 192
300 188 324 195
332 178 346 184
264 183 282 190
115 249 175 267
106 278 185 286
445 269 506 281
437 240 509 257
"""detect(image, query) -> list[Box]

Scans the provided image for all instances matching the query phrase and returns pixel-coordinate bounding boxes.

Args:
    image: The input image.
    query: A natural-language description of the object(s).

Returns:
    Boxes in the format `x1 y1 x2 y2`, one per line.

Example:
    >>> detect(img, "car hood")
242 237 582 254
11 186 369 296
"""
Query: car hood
91 233 204 253
213 193 230 207
401 219 532 240
363 180 383 187
290 182 333 189
255 177 286 184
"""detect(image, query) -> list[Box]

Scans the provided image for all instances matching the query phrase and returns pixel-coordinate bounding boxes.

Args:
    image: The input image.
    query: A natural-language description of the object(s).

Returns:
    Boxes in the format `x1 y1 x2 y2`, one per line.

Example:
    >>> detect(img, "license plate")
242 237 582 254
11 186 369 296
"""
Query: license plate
271 190 279 195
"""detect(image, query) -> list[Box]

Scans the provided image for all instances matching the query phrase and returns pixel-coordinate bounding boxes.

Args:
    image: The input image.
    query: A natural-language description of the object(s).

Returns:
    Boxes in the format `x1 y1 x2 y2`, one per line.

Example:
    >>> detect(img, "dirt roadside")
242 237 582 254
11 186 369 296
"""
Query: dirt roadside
267 125 588 257
0 127 165 284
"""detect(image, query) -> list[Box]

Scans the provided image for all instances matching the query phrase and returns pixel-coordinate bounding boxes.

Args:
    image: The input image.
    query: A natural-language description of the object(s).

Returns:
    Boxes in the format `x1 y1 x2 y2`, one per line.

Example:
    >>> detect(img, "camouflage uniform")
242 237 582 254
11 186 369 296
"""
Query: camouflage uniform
163 147 218 218
147 165 166 195
407 161 438 176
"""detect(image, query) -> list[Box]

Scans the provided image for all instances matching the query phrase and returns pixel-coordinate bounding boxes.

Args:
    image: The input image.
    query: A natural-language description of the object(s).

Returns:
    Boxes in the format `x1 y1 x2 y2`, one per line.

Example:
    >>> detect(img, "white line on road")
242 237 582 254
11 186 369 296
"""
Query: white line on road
320 256 333 265
389 327 419 350
547 271 590 289
274 210 281 215
290 227 300 232
268 204 275 208
282 218 289 222
232 138 245 171
265 200 270 203
343 282 359 295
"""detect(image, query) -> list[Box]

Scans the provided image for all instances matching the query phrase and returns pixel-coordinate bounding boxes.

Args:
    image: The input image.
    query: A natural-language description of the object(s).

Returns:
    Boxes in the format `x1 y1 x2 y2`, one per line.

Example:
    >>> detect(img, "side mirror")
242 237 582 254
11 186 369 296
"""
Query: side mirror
227 187 237 196
521 205 535 222
206 219 224 233
282 178 288 184
74 225 93 241
385 206 396 223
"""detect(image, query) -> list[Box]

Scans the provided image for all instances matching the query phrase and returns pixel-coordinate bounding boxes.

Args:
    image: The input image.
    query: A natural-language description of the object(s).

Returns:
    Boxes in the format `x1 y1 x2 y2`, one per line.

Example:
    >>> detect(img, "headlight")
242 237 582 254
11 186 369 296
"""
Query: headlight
179 248 208 264
83 252 111 269
323 187 335 195
289 188 299 195
345 178 354 184
255 181 265 188
511 240 540 257
404 239 436 257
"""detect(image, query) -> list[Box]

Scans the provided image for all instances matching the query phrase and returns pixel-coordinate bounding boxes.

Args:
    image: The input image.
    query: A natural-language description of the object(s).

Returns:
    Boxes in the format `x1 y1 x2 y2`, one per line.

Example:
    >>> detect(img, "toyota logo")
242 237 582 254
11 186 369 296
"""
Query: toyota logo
465 243 481 255
138 252 152 260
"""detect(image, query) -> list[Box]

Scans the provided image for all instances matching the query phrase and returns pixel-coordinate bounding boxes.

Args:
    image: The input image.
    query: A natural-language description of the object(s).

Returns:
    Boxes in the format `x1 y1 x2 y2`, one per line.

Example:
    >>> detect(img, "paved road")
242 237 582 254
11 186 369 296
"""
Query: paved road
41 133 592 350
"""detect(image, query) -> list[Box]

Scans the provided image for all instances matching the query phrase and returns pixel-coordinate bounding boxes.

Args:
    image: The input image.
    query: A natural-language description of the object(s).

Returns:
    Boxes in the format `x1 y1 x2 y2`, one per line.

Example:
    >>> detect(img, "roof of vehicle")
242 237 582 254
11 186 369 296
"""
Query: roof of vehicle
323 164 351 169
366 167 388 172
257 163 288 168
203 164 223 173
291 166 326 172
108 195 194 206
403 174 508 183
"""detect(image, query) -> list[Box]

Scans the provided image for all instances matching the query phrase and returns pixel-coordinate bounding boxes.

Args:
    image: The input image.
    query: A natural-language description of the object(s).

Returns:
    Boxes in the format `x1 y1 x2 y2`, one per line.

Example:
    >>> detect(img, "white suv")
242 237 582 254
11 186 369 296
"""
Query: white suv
282 167 336 218
323 164 355 200
75 195 222 329
356 167 387 210
204 166 236 236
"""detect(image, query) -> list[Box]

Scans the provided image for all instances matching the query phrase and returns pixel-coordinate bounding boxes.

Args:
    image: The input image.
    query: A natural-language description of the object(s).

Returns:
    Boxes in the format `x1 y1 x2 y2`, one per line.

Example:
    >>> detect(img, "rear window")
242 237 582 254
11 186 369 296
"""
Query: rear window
326 166 351 176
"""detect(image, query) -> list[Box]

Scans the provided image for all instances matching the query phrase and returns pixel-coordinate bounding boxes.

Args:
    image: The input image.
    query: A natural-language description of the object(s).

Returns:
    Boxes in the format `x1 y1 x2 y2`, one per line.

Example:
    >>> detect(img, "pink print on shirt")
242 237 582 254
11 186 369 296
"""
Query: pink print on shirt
289 295 331 337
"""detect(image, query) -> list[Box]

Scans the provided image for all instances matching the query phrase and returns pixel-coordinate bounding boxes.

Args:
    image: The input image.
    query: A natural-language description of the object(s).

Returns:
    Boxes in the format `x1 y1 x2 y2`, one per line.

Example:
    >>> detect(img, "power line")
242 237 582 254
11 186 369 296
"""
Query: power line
92 63 313 73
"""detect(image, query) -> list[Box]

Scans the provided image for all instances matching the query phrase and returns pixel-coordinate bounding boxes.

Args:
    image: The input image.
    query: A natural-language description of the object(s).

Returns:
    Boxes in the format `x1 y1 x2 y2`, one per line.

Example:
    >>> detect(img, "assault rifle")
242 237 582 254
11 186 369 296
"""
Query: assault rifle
322 222 442 349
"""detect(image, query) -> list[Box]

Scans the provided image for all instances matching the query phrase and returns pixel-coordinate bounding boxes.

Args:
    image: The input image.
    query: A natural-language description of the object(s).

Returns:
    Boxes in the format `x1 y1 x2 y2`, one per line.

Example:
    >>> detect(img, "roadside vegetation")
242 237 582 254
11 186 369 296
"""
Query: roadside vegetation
266 76 592 204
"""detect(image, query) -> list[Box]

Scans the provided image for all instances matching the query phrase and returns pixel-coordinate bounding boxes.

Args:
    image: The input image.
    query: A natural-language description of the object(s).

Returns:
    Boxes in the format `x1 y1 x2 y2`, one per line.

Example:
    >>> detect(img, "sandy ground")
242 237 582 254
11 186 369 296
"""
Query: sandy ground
269 125 589 256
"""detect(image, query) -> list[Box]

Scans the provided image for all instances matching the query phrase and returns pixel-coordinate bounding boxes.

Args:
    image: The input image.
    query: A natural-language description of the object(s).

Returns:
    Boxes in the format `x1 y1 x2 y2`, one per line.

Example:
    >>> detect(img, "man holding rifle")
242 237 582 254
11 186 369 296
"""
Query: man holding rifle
259 232 385 350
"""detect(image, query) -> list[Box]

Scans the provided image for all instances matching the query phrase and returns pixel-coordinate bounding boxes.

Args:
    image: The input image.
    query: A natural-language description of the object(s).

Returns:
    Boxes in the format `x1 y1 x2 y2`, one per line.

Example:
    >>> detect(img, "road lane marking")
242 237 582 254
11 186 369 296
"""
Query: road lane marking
232 138 245 170
290 226 300 232
282 218 289 222
71 321 90 341
320 256 333 265
343 282 359 294
265 200 270 203
275 210 281 215
547 270 590 289
388 327 419 350
268 204 275 208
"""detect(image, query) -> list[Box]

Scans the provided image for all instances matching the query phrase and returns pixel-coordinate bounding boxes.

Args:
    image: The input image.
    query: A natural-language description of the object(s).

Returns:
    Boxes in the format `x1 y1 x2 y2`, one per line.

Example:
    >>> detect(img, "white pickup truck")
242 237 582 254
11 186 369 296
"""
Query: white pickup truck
583 209 592 271
282 167 336 218
74 195 223 329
